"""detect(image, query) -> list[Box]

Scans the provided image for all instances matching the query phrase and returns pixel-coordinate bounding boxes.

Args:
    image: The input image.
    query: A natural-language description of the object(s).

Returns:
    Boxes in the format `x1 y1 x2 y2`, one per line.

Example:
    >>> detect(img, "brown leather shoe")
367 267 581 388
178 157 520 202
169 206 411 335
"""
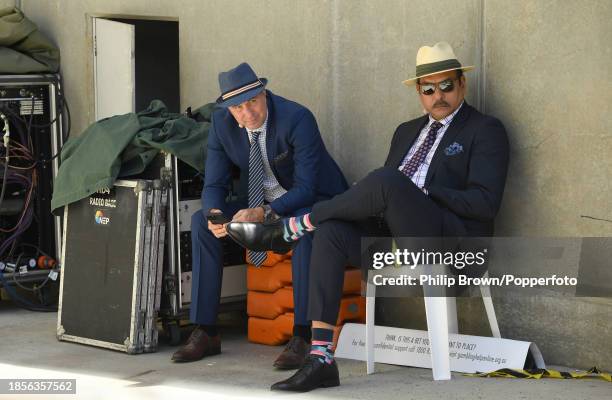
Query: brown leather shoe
273 336 309 370
171 326 221 362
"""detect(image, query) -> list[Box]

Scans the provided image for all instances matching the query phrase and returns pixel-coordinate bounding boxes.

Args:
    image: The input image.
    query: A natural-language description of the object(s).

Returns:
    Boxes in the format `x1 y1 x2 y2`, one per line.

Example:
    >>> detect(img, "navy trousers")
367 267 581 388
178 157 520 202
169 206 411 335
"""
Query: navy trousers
189 201 313 327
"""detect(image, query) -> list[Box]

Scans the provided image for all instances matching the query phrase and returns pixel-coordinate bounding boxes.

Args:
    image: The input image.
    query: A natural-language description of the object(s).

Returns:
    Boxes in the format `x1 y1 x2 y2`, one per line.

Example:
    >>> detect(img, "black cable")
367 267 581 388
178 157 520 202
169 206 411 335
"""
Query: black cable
0 77 65 313
6 96 63 128
56 78 71 141
34 139 63 164
0 80 71 165
32 81 70 165
26 97 34 148
0 108 27 145
31 79 71 140
12 265 52 293
15 242 52 258
7 243 55 293
0 105 36 258
0 271 58 312
0 162 8 212
0 152 8 212
0 82 62 312
0 107 31 129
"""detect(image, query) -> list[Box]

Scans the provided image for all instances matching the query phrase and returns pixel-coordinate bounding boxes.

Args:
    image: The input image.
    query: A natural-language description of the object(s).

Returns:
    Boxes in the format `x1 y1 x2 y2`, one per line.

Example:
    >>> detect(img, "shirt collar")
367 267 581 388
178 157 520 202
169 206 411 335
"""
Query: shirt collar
427 100 464 129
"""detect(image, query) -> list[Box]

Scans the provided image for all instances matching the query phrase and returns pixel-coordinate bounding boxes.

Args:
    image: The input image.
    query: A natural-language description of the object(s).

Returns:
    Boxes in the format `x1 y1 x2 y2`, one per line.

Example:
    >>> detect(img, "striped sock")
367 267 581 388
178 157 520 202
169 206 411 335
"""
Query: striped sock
282 213 316 242
309 328 335 364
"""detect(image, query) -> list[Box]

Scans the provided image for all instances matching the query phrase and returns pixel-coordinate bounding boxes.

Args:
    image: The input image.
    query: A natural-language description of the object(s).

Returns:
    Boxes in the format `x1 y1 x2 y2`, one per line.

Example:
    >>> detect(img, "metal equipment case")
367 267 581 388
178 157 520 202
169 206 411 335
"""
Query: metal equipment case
160 154 247 344
57 179 168 354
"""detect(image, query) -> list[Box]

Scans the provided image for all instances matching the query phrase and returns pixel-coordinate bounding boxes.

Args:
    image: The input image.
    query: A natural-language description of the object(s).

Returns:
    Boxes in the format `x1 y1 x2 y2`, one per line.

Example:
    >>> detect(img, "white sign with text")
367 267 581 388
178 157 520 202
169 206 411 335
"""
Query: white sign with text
336 323 545 373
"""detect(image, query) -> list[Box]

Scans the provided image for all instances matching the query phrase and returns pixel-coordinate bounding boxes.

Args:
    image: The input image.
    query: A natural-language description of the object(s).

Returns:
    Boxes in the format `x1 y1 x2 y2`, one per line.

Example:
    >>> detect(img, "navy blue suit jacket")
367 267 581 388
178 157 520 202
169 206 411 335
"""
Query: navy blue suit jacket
202 91 348 215
384 102 510 236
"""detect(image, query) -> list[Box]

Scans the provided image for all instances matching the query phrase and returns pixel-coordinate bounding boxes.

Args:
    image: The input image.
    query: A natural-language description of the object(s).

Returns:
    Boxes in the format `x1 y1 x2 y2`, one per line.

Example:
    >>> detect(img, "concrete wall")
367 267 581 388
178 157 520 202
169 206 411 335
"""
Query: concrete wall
18 0 336 170
329 0 482 179
489 0 612 237
17 0 483 183
478 0 612 371
15 0 612 370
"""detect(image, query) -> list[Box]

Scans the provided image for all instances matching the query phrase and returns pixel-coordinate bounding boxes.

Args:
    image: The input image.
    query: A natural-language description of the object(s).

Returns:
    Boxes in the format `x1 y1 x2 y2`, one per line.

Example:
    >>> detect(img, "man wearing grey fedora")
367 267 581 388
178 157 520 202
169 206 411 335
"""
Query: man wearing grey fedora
171 63 348 369
227 42 510 391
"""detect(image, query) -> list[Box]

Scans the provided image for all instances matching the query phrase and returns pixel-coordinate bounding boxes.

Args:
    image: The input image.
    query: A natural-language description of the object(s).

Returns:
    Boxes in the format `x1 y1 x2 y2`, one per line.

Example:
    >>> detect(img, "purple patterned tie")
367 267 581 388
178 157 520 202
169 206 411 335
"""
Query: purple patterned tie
401 121 443 178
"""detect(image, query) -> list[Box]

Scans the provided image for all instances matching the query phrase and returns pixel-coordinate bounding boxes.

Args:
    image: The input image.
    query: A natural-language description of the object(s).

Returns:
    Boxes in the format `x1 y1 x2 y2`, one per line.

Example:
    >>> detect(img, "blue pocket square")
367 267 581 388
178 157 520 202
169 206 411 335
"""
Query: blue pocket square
444 142 463 156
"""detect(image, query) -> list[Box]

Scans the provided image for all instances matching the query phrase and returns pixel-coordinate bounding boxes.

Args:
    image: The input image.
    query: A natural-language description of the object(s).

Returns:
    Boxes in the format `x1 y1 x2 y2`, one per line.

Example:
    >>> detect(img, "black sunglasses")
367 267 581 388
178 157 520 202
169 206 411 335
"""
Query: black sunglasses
418 79 458 95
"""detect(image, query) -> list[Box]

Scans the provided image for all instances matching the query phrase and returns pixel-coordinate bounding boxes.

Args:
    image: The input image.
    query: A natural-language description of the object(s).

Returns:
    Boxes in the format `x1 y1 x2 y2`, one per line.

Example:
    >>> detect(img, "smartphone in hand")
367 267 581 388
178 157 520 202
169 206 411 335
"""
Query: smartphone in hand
206 211 231 225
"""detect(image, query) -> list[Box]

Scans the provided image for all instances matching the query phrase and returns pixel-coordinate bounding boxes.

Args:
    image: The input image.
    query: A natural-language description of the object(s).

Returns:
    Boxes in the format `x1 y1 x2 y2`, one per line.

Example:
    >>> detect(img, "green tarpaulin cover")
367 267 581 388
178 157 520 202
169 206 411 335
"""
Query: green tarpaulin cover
51 100 214 213
0 7 60 73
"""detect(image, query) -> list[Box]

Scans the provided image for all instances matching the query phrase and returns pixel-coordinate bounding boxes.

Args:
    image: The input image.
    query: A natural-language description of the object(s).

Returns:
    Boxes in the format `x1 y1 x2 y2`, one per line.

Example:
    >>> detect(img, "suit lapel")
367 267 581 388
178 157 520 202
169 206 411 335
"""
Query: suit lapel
387 115 429 168
237 125 250 169
264 92 276 168
424 102 472 185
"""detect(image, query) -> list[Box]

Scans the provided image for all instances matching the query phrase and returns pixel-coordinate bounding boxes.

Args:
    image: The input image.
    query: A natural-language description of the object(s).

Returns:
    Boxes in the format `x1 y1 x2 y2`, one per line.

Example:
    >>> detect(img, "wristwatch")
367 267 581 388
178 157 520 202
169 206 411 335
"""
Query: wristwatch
260 204 278 222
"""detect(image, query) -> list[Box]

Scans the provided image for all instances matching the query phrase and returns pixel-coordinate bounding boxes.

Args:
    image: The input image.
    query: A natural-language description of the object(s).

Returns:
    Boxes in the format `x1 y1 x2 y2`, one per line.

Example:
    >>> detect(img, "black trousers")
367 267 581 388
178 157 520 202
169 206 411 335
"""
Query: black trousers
307 167 445 325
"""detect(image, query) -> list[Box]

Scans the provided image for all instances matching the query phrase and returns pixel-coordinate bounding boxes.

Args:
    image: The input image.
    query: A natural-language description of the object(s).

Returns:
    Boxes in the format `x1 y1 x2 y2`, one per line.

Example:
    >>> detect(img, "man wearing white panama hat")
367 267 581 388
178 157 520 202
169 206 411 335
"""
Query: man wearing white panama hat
227 42 510 392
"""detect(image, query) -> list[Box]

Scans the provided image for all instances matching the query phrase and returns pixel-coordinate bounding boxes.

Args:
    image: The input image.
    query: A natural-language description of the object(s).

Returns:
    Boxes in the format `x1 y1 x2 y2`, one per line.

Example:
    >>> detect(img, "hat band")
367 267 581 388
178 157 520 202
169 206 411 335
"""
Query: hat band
221 79 263 101
416 59 462 78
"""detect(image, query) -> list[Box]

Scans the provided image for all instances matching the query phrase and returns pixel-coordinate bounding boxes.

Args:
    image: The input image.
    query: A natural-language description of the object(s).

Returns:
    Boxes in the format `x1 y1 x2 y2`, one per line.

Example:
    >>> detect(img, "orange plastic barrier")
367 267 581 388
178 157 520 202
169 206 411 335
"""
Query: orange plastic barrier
343 267 362 295
248 313 294 345
247 287 294 319
247 260 292 292
336 295 366 325
248 314 347 347
247 296 366 346
247 263 362 294
246 251 290 267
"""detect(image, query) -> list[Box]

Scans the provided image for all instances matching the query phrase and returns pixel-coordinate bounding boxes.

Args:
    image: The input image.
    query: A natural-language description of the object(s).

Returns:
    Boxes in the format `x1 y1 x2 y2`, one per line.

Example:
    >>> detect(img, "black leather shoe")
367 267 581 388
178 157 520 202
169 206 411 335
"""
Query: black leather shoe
270 355 340 392
273 336 309 370
226 220 293 254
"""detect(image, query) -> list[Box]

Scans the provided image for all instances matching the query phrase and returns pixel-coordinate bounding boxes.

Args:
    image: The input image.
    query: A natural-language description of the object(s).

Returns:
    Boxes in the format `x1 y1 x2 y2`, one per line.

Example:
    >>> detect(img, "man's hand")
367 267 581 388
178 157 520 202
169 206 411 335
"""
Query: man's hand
232 207 264 223
207 208 228 238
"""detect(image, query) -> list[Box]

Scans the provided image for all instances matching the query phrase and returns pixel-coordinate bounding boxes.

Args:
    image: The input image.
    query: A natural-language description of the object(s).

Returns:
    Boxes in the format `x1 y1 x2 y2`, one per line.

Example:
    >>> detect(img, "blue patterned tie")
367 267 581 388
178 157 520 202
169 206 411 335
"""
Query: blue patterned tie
401 121 443 178
247 131 267 267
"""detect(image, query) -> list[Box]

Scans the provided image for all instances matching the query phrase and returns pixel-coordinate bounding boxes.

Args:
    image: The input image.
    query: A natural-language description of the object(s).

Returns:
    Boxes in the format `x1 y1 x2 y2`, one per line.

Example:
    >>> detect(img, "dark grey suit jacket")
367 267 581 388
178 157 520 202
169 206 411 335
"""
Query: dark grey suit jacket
384 102 510 236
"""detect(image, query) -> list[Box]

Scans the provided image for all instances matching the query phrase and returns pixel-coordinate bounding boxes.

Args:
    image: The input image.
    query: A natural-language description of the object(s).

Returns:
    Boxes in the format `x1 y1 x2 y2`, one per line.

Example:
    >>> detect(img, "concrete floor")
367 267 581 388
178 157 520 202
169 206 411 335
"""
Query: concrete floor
0 303 609 400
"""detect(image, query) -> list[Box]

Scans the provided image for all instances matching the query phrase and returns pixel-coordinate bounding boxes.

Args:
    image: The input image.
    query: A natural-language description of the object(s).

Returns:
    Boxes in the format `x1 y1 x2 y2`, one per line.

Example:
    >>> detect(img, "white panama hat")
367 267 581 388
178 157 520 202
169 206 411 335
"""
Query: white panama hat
403 41 474 86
